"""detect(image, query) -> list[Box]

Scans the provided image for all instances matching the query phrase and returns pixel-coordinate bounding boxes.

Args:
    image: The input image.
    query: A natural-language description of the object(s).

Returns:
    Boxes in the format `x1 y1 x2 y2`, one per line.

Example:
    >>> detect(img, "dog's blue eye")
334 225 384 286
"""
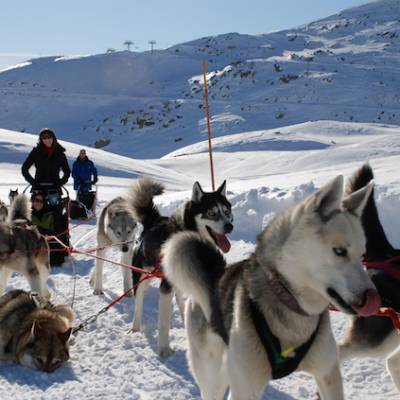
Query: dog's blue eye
333 247 347 257
207 210 217 217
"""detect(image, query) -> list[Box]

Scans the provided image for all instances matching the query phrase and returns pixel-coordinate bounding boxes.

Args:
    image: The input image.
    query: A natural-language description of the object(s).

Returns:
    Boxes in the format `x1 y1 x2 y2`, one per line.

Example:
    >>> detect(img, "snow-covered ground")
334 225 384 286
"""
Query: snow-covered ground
0 118 399 399
1 0 400 398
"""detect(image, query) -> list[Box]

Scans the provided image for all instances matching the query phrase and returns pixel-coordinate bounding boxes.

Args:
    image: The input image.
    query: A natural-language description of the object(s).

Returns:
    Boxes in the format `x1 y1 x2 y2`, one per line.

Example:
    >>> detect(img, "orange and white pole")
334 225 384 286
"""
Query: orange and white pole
202 61 216 191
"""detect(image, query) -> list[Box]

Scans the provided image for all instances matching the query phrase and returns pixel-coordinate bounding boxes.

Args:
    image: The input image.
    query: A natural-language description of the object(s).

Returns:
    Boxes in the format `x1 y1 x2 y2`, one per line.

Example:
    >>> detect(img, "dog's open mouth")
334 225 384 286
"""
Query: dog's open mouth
327 287 381 317
206 226 231 253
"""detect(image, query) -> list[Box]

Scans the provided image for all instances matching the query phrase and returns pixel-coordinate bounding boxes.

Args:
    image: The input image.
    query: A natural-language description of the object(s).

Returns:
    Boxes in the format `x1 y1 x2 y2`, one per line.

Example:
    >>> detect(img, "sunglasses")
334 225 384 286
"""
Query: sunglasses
41 135 53 140
33 198 44 203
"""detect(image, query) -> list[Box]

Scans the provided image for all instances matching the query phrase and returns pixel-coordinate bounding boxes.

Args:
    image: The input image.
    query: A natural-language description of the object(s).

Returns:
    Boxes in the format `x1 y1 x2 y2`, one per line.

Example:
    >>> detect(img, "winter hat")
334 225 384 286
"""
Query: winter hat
39 128 57 143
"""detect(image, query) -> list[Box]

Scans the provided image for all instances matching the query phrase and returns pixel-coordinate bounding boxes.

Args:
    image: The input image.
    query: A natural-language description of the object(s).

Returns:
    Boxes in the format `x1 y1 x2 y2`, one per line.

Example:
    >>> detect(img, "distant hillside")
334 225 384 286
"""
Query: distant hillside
0 0 399 159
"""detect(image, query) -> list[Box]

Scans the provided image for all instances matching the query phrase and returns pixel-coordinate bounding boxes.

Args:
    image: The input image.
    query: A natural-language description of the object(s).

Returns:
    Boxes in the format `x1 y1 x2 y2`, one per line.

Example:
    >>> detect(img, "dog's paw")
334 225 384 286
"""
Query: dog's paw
93 289 104 295
159 347 174 358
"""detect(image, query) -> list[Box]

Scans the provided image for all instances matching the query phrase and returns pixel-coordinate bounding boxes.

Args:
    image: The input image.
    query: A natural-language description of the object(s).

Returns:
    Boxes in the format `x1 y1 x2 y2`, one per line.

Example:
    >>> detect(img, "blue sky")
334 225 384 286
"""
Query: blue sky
1 0 369 69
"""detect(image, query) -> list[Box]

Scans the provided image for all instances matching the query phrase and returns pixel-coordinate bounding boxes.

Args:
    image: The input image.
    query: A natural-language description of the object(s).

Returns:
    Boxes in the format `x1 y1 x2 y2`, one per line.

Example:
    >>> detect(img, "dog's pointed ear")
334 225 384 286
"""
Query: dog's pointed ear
342 181 373 217
192 182 204 203
29 320 40 341
306 175 344 219
107 208 115 219
216 180 227 197
59 327 73 344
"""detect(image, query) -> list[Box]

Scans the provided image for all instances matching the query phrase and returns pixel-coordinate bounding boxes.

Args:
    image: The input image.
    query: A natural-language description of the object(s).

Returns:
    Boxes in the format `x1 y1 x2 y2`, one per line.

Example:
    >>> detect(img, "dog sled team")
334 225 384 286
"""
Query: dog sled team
0 131 399 399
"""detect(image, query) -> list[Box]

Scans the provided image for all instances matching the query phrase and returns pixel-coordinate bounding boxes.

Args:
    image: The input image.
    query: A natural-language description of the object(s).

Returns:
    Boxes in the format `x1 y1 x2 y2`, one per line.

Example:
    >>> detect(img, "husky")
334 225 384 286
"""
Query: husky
339 163 400 392
126 177 233 357
0 194 50 298
162 174 381 400
8 189 18 206
90 196 139 295
0 201 7 222
0 289 73 372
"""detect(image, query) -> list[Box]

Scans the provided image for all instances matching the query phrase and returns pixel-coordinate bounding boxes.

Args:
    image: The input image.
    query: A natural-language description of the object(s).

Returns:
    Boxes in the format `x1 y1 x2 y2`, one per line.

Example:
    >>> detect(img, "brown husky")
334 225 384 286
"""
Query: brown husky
0 194 50 297
0 290 73 372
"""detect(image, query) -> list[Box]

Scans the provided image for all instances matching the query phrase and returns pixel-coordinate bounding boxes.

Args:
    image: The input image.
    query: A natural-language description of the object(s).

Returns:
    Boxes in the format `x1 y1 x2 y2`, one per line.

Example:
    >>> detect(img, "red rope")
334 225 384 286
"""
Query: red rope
72 257 164 335
104 260 163 311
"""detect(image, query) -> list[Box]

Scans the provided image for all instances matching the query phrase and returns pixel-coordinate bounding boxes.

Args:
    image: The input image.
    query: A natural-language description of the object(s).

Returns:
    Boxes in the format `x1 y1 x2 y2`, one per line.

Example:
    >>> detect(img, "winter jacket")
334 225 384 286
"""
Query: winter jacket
22 142 70 191
31 208 55 236
72 156 98 192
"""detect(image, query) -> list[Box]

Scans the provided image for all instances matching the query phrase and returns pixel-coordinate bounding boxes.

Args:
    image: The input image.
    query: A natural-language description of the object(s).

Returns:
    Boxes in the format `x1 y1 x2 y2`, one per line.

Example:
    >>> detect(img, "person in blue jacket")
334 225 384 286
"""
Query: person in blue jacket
72 149 98 194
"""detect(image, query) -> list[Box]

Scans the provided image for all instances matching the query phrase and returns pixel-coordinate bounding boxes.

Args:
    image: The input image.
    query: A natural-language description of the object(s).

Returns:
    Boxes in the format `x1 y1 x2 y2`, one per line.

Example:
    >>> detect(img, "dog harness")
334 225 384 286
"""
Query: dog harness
248 298 321 380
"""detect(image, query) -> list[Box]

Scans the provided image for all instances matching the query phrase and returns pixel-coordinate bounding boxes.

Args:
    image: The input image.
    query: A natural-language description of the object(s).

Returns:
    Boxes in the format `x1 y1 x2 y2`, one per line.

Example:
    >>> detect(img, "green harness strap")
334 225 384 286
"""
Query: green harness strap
248 298 322 380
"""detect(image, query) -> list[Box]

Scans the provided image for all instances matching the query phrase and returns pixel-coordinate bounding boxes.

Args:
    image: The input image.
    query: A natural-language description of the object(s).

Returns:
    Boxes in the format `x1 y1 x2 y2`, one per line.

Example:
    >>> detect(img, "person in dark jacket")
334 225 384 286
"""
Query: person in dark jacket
72 149 98 193
21 128 70 192
31 191 55 236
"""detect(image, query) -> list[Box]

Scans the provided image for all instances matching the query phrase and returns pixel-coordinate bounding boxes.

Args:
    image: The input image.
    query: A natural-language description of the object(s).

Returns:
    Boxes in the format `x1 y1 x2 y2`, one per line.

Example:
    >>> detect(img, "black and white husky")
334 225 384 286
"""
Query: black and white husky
126 177 233 357
340 164 400 393
162 174 381 400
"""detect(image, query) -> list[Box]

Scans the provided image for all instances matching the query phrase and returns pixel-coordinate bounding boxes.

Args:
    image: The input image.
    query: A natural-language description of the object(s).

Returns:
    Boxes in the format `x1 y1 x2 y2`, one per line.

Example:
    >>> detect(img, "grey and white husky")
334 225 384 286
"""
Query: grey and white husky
0 289 73 372
0 194 50 298
90 196 139 295
162 174 381 400
340 164 400 392
126 177 233 357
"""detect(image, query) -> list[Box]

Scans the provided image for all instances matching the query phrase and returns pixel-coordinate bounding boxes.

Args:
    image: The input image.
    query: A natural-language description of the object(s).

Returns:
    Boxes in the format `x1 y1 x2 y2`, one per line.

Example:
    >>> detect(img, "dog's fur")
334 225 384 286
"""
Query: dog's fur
8 189 18 206
339 163 400 392
162 174 380 400
90 196 139 294
126 177 233 357
0 195 50 298
0 289 73 372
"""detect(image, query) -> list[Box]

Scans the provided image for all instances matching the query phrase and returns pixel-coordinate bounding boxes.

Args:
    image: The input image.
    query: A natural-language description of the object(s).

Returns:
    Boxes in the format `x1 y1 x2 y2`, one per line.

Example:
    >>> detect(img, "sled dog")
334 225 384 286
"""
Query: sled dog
90 196 139 294
339 163 400 393
0 201 7 222
8 189 18 206
162 174 381 400
0 194 50 298
127 177 233 357
0 289 73 372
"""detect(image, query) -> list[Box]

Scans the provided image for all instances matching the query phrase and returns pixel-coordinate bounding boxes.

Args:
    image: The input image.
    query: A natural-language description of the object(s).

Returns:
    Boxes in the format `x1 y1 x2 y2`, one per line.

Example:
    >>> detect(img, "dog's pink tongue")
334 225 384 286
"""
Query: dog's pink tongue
215 233 231 253
352 289 381 317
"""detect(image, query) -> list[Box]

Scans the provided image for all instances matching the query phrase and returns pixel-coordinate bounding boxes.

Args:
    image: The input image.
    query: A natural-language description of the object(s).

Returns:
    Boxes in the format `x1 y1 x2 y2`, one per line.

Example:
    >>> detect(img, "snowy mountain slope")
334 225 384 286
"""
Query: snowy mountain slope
0 0 399 159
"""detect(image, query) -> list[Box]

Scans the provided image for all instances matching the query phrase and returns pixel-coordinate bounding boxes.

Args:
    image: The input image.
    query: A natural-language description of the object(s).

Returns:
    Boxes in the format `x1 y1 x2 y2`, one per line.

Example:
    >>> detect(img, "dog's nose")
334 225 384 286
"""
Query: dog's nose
224 223 233 234
122 245 128 253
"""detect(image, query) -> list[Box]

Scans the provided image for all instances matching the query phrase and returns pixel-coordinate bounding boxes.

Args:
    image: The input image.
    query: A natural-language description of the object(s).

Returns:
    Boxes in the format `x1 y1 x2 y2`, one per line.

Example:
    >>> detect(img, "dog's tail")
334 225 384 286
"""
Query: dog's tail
346 163 396 259
162 231 226 322
126 177 164 227
8 194 31 223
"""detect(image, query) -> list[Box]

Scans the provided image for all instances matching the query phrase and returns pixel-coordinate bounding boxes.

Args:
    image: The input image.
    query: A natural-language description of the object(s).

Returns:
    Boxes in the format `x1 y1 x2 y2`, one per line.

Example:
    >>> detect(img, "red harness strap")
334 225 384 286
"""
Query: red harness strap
329 305 400 335
151 256 165 279
363 254 400 279
378 307 400 334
